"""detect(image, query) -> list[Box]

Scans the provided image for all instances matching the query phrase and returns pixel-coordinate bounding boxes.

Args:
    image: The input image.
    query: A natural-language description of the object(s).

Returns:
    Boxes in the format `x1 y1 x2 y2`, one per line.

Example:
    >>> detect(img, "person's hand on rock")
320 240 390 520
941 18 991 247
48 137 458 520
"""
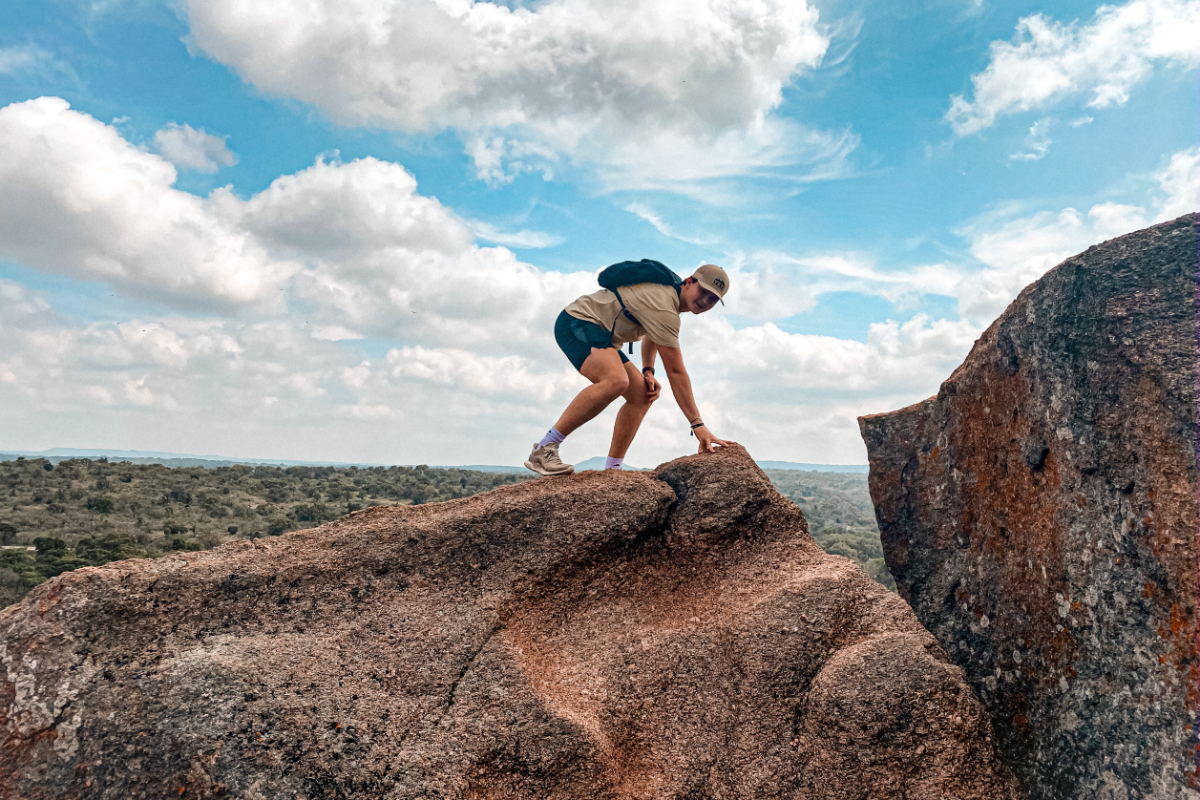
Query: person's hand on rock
695 426 733 454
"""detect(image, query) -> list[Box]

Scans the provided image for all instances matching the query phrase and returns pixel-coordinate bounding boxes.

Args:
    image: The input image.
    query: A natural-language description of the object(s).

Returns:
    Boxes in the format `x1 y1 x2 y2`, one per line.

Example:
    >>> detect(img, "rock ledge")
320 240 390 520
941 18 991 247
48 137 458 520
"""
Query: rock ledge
2 445 1017 799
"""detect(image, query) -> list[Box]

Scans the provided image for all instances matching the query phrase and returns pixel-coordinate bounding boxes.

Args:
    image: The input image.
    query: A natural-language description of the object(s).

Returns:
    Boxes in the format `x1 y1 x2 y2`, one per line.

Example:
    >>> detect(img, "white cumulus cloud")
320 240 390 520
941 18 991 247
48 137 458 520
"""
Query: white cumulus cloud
179 0 848 188
0 97 992 465
955 145 1197 323
956 202 1149 321
0 97 290 309
0 296 983 465
661 312 983 461
237 155 594 352
1156 145 1200 219
0 279 52 322
153 122 238 173
0 97 593 350
947 0 1200 136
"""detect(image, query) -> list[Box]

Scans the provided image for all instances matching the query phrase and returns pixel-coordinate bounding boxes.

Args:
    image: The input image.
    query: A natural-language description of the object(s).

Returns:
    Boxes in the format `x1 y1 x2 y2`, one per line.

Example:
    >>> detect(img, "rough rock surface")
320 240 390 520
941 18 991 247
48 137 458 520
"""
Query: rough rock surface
2 445 1018 799
860 214 1199 800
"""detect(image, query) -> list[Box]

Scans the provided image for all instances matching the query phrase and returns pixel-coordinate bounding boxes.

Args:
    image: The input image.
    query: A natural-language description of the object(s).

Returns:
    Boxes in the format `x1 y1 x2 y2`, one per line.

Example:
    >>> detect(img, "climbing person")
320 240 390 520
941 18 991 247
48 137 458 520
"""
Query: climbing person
525 260 733 476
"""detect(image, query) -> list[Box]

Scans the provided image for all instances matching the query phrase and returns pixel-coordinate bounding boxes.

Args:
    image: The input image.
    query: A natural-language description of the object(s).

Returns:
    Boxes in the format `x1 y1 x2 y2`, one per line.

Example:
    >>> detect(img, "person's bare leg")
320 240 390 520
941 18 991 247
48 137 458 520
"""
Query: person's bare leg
553 347 630 436
609 360 655 459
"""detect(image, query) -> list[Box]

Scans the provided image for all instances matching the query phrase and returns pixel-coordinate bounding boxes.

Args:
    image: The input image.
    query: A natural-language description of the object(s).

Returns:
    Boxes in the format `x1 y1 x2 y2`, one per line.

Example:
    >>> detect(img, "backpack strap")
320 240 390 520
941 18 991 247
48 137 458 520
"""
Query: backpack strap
612 288 643 326
609 288 642 354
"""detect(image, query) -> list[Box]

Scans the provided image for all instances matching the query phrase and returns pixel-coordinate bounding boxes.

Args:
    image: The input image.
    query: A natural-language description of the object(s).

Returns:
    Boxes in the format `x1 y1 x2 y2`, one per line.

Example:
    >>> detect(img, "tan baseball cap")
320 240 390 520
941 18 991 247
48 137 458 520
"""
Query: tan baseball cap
693 264 729 304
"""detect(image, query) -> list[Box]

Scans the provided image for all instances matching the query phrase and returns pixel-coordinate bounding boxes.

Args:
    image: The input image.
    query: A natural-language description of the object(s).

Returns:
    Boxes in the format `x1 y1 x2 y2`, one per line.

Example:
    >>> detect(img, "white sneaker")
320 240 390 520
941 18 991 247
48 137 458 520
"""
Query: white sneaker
524 441 574 477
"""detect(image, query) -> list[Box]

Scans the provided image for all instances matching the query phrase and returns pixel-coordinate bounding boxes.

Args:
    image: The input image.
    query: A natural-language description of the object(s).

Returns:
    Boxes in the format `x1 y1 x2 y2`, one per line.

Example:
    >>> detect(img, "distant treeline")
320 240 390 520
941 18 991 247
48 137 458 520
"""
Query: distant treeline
764 469 895 590
0 457 891 605
0 457 527 605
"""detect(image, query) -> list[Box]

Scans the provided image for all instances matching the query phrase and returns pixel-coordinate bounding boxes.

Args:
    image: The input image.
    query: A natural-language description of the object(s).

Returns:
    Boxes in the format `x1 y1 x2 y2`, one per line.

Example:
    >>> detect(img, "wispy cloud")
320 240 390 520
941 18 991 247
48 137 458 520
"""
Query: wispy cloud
465 220 563 249
724 251 966 325
1009 118 1052 161
594 120 860 197
0 44 80 86
623 203 717 246
0 45 48 75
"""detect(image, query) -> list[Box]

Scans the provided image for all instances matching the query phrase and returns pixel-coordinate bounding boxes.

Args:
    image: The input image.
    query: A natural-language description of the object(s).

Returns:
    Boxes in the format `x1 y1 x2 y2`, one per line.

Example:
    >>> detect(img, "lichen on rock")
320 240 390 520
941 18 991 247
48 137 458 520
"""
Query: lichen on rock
860 213 1200 800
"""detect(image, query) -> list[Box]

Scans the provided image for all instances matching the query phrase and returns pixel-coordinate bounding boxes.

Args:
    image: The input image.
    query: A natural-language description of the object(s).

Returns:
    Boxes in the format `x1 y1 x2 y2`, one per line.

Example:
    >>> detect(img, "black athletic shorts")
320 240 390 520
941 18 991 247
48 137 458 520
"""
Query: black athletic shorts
555 310 630 373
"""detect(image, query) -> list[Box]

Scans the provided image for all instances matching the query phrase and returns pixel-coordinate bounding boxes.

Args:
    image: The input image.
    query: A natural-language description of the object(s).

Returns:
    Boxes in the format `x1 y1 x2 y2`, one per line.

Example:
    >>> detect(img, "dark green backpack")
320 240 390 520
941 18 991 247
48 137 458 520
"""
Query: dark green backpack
597 259 683 351
598 259 684 296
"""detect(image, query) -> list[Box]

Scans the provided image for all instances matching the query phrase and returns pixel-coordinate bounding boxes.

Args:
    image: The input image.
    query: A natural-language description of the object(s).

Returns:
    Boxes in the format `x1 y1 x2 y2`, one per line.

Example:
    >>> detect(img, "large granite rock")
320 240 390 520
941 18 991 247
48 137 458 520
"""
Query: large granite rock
1 445 1019 799
860 214 1199 800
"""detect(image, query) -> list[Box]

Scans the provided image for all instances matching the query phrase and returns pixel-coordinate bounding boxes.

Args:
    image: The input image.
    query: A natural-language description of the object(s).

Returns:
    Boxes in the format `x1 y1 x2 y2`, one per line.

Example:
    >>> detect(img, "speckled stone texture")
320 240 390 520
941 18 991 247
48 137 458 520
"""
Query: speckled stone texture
859 214 1200 800
2 445 1019 800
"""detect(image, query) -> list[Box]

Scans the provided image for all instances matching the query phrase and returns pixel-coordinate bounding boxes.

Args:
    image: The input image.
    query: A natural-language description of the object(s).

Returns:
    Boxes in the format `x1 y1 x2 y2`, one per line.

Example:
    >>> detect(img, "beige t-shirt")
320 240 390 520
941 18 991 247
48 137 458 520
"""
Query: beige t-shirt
564 282 681 348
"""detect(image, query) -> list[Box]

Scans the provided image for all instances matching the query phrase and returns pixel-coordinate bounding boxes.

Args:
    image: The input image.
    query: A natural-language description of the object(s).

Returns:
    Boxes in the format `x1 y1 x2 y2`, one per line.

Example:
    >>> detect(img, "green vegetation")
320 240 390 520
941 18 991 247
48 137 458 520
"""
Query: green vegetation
764 469 895 590
0 456 893 606
0 457 527 605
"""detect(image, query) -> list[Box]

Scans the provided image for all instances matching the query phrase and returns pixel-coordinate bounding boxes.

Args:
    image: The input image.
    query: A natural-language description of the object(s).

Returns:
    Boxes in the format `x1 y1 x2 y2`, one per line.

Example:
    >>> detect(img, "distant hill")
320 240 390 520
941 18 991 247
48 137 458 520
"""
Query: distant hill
0 448 366 469
431 458 871 474
574 457 644 471
0 449 868 475
438 464 528 473
0 454 271 470
431 459 871 474
0 450 530 473
553 457 868 473
757 461 868 473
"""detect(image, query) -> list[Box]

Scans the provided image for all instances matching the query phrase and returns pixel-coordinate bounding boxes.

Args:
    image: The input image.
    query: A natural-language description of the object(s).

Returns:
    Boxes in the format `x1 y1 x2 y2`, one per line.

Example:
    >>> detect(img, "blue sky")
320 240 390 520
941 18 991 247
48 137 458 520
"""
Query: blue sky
0 0 1196 466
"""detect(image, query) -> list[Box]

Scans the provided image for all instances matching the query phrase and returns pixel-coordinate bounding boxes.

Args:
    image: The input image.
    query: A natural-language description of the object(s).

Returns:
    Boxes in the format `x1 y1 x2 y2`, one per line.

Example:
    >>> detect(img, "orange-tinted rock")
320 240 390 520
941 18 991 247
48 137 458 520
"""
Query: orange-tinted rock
860 214 1199 800
1 445 1018 799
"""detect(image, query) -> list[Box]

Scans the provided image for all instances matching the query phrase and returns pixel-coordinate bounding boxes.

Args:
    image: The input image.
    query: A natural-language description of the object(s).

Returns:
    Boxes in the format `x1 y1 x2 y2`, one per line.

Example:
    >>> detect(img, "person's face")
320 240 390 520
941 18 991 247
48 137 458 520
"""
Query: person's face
683 279 721 314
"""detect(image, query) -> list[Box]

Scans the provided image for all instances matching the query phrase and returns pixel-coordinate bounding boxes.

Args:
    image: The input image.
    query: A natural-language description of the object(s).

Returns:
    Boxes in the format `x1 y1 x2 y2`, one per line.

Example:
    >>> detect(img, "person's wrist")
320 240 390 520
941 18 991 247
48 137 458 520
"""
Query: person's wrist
642 366 655 376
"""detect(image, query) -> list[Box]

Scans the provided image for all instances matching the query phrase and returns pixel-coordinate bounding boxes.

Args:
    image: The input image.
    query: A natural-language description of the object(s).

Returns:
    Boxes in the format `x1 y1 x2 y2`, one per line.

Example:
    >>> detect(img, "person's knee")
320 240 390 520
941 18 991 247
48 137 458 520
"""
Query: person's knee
608 373 631 398
628 384 655 409
597 372 628 400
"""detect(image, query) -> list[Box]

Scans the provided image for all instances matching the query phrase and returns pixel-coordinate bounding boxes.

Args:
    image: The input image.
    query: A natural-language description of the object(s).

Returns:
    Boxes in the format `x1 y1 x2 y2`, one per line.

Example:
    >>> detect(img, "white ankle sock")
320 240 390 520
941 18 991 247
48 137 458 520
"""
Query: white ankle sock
537 427 566 448
605 456 623 470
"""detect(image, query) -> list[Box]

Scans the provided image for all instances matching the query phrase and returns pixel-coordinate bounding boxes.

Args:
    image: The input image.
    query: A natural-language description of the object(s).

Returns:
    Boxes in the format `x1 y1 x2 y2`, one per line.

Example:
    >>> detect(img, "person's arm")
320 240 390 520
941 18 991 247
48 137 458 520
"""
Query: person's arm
657 345 733 453
641 339 658 373
639 339 661 402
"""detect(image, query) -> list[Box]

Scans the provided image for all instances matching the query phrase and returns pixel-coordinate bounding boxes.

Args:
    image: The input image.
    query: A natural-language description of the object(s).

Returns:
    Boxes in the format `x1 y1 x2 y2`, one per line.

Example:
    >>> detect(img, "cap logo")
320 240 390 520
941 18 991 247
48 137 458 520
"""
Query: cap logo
712 277 726 291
